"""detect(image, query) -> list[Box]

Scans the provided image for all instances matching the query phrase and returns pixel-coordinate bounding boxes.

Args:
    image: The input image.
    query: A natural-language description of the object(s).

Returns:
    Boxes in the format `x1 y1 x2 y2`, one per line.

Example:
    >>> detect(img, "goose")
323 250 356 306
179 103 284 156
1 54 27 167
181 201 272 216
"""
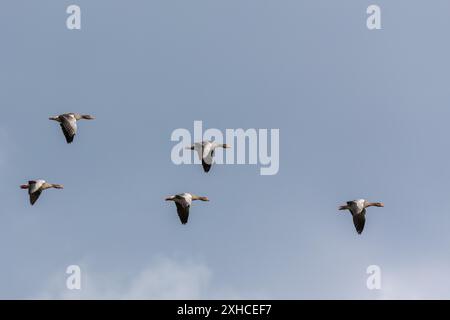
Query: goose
20 180 64 205
165 193 209 224
49 113 95 143
186 140 231 172
338 199 384 234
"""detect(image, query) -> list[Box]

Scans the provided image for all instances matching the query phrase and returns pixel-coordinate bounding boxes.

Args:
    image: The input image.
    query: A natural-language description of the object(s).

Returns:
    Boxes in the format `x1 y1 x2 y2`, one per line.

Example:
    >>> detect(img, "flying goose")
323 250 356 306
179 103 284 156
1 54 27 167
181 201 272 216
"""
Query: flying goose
165 193 209 224
186 140 231 172
49 113 95 143
20 180 64 205
339 199 384 234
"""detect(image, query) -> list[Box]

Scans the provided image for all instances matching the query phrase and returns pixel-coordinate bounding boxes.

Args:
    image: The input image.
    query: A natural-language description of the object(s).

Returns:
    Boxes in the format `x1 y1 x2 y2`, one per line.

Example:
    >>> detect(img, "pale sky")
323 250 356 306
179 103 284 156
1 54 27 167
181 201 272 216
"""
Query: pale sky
1 0 450 299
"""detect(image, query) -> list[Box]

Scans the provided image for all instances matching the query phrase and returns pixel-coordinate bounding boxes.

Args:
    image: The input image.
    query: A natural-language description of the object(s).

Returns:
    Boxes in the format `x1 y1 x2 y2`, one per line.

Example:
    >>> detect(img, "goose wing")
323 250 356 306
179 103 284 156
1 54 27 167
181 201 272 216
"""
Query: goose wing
59 114 77 143
29 190 42 205
189 143 203 160
352 211 366 234
175 202 190 224
201 144 215 173
202 157 213 173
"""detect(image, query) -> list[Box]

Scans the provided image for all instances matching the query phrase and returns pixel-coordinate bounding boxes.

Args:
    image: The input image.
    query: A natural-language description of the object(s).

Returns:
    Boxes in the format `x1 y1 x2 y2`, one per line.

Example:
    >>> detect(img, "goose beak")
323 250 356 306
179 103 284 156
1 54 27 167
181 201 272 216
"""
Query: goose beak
20 184 28 189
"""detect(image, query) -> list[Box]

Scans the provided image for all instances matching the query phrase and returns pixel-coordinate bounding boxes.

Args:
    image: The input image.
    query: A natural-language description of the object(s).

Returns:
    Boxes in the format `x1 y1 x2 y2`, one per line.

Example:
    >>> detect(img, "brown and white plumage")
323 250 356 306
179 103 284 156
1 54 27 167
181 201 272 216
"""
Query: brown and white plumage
338 199 384 234
165 193 209 224
20 180 64 205
49 113 95 143
186 141 231 173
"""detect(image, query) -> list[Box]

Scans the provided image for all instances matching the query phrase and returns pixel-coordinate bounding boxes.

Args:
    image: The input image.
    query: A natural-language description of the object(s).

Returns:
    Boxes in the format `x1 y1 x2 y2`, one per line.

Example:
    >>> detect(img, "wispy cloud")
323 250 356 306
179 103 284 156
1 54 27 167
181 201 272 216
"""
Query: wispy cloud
36 257 267 300
378 263 450 299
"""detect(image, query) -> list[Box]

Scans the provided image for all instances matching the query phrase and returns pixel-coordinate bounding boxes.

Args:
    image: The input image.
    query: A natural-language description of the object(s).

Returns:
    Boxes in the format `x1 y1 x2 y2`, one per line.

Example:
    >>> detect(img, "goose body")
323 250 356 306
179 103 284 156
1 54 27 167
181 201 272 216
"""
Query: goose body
165 193 209 224
339 199 384 234
49 113 95 143
20 180 64 205
186 140 231 173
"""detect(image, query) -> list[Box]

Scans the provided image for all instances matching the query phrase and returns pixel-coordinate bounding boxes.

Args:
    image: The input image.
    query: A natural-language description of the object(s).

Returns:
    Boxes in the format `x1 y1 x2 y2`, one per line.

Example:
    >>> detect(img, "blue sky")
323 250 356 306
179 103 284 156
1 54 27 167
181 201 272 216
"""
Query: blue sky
1 0 450 299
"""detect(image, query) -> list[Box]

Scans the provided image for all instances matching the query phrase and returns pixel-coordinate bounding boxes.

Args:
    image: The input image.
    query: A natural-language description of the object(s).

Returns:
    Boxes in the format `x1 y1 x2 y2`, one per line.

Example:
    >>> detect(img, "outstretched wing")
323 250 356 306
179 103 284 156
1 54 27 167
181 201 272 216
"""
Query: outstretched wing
175 202 190 224
202 158 213 173
29 190 42 205
201 146 215 173
59 115 77 143
352 211 366 234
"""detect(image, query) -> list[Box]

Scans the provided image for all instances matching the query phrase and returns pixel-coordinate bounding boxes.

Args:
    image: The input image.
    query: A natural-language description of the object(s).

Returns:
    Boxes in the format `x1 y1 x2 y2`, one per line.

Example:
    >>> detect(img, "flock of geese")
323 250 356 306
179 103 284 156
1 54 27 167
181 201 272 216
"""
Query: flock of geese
20 113 384 234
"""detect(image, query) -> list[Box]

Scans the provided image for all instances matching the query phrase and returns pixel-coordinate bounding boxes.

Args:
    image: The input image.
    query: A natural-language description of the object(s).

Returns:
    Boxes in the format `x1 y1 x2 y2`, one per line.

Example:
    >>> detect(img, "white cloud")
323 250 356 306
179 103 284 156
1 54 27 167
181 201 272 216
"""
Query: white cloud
377 263 450 300
34 255 450 299
36 257 266 300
